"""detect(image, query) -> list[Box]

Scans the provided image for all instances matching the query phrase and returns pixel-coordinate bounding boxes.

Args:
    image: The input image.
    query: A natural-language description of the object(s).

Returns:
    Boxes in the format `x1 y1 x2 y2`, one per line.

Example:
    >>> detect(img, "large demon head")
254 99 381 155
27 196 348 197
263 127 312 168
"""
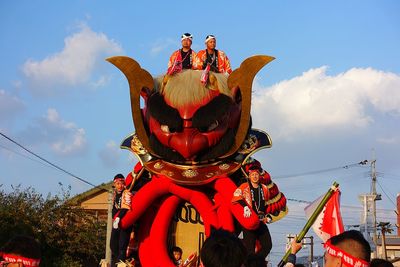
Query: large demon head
147 71 240 163
107 56 274 165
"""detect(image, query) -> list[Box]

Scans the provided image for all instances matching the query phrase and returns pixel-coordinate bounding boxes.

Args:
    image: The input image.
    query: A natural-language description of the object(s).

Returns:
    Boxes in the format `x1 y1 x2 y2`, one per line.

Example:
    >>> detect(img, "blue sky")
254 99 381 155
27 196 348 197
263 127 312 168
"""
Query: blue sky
1 0 399 263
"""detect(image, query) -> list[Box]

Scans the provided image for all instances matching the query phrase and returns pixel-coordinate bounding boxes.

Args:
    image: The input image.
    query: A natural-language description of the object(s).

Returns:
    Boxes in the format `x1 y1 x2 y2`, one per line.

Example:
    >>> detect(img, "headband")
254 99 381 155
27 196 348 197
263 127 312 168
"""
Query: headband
324 240 369 267
181 33 193 41
113 178 125 182
205 35 215 43
248 169 260 174
2 253 41 267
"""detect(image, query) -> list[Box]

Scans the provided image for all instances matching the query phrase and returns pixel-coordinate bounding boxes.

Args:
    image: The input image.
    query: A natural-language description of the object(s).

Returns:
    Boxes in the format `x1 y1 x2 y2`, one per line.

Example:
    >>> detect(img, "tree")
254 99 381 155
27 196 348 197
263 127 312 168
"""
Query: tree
0 184 106 267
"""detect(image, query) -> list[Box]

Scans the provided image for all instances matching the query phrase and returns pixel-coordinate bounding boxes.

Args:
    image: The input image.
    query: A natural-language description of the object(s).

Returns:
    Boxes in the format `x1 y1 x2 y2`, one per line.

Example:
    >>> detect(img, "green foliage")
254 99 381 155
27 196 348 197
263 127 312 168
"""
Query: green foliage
0 185 106 267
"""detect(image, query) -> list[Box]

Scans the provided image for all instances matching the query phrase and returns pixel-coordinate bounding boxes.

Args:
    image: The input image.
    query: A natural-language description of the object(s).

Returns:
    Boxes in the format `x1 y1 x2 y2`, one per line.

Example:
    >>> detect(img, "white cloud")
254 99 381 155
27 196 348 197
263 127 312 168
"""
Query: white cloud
377 136 400 144
0 89 25 122
150 38 177 56
90 75 111 88
98 140 122 168
20 108 87 156
252 67 400 140
51 127 86 155
22 24 122 94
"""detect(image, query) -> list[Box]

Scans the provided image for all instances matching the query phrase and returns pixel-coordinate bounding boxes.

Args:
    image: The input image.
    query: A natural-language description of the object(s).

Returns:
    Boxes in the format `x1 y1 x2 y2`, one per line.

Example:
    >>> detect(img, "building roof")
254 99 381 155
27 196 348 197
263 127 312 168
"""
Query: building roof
377 236 400 246
68 182 112 206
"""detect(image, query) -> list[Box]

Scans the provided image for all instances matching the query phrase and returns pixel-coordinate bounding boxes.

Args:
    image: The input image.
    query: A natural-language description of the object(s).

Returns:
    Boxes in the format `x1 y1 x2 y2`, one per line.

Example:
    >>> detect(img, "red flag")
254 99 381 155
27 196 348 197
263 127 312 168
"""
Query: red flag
304 189 344 242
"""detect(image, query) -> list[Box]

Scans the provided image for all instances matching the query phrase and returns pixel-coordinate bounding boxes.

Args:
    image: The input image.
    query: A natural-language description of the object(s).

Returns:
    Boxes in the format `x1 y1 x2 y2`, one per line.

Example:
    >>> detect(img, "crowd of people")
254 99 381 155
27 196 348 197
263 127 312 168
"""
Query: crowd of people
0 149 395 266
1 229 396 267
1 163 394 266
104 161 397 267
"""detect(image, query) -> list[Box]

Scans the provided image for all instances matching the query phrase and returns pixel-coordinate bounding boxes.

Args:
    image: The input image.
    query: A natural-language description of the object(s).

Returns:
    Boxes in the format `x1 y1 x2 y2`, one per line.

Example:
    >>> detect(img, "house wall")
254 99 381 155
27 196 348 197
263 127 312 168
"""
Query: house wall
81 191 109 210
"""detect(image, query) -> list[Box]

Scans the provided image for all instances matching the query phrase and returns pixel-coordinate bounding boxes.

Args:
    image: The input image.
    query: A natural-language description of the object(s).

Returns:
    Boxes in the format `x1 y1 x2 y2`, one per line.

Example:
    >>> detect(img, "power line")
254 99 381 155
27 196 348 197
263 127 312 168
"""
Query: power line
0 143 76 181
377 180 398 211
287 197 397 213
274 160 368 179
287 198 311 204
0 143 52 167
0 132 96 187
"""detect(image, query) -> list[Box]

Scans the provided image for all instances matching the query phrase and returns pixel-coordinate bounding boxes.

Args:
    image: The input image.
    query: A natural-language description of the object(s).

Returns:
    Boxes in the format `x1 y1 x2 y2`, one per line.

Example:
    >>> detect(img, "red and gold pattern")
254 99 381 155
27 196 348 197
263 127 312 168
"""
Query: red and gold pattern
193 50 232 74
145 159 241 185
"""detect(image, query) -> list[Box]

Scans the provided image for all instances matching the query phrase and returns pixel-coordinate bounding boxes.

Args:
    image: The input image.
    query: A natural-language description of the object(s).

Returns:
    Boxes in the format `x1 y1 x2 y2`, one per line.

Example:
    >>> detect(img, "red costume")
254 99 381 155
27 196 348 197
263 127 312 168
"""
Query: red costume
107 55 283 267
167 49 196 75
232 161 287 259
194 49 232 74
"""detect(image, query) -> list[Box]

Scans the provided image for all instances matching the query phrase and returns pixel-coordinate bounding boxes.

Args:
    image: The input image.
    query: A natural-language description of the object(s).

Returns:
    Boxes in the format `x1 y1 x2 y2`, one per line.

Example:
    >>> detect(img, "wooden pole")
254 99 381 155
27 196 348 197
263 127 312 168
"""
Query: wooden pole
277 182 339 267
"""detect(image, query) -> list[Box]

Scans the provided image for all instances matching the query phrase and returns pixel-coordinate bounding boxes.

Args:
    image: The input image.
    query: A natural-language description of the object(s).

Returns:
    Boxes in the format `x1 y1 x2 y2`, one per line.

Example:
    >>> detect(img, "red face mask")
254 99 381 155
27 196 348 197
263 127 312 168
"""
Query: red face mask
146 91 241 162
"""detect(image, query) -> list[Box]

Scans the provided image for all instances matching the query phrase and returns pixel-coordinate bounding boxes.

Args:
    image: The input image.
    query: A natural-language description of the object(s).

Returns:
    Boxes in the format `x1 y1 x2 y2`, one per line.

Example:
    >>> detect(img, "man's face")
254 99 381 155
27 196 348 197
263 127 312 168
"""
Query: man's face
206 39 216 50
1 263 23 267
0 259 24 267
114 180 125 192
173 251 182 261
249 171 260 185
181 38 192 49
324 252 341 267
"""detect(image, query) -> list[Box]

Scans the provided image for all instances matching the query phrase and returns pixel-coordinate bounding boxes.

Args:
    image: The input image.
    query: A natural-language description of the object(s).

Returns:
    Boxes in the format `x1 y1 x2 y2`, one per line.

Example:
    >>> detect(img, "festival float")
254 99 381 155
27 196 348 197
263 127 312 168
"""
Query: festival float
107 55 288 267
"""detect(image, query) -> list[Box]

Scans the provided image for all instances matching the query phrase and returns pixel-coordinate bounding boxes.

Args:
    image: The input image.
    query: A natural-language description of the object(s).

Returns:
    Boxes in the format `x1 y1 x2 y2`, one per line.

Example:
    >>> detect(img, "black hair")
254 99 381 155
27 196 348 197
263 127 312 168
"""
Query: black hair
370 258 394 267
329 230 371 262
248 165 261 173
245 254 266 267
114 173 125 180
172 246 183 254
200 229 246 267
0 235 41 259
182 33 192 38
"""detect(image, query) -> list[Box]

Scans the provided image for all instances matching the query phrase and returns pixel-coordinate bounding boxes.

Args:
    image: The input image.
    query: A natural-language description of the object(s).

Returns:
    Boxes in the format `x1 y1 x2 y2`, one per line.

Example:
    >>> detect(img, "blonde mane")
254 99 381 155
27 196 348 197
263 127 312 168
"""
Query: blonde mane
154 70 232 107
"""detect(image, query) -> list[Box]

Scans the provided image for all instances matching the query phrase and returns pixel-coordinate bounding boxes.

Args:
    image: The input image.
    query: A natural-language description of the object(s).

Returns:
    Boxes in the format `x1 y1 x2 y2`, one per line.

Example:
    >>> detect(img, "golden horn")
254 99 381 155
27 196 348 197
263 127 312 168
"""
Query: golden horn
222 55 275 158
106 56 155 154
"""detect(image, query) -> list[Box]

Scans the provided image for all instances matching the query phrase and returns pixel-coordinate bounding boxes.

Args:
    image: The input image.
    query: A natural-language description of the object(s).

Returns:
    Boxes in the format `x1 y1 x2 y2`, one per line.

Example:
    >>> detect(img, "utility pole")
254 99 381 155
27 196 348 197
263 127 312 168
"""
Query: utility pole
105 189 113 266
371 158 378 245
358 153 381 257
309 236 314 265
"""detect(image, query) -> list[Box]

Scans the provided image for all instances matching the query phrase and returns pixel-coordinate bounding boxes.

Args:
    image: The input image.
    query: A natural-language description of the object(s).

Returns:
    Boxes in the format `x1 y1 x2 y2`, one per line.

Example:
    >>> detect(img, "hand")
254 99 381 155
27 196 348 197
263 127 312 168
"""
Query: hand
123 191 132 208
243 206 251 218
290 236 303 254
264 214 272 224
113 217 120 229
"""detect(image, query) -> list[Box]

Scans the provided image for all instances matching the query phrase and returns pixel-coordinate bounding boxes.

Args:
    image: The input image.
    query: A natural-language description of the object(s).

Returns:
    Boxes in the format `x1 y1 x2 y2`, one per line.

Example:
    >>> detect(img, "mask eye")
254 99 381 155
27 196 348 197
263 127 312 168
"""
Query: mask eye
198 120 219 133
161 125 170 133
207 120 219 131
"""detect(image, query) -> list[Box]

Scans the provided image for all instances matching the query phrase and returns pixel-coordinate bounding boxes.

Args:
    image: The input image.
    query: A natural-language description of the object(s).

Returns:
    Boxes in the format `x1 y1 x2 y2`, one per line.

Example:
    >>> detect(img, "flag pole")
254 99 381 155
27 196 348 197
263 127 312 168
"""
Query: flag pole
277 181 339 267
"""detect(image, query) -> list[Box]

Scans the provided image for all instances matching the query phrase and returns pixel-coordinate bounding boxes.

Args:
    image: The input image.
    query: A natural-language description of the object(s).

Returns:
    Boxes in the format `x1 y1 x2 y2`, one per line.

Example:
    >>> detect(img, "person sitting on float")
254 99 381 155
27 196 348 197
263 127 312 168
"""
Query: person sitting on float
167 32 197 75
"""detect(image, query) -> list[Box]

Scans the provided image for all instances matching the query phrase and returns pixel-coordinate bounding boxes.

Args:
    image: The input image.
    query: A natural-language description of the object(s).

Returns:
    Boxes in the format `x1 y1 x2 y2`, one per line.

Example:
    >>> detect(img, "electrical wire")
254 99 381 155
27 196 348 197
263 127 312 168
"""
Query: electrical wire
0 143 52 167
377 180 398 211
0 131 96 187
274 161 368 179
